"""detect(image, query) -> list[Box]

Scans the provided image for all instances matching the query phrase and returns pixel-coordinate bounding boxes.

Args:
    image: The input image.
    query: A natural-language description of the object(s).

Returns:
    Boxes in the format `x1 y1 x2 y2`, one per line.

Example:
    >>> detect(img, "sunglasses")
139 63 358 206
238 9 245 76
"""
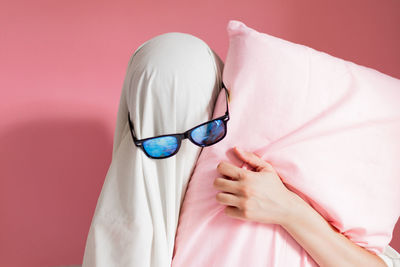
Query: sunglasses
128 83 230 159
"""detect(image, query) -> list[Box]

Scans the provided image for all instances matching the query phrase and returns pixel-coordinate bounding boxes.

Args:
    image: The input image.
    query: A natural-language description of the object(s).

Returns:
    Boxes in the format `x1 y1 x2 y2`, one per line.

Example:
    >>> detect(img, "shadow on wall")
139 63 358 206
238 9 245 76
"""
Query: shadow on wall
0 115 113 267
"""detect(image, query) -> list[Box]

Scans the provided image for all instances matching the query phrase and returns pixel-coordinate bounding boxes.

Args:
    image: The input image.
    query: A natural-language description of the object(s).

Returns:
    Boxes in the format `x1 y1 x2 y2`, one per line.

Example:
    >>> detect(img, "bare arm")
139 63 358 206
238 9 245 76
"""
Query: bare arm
281 192 386 267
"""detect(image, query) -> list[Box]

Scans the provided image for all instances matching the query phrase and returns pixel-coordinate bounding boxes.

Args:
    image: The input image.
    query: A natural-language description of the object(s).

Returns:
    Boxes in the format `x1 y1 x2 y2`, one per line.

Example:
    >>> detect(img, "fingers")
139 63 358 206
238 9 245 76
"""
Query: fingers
213 177 240 195
217 161 247 181
224 206 246 220
215 192 241 207
233 147 275 173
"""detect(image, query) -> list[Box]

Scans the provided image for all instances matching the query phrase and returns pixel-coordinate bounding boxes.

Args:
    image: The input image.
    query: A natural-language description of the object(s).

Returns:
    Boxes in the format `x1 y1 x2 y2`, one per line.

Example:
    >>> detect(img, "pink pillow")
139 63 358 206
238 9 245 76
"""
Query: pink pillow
172 20 400 266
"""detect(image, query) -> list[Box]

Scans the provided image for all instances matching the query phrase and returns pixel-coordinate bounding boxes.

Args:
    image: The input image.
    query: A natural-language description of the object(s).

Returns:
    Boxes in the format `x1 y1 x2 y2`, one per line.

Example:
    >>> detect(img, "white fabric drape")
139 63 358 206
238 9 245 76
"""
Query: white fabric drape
379 246 400 267
81 32 223 267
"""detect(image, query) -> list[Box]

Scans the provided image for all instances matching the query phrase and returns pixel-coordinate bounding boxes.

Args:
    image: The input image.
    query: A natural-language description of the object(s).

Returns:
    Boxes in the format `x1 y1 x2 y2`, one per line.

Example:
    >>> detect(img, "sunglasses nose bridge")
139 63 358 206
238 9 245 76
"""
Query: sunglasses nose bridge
183 131 190 139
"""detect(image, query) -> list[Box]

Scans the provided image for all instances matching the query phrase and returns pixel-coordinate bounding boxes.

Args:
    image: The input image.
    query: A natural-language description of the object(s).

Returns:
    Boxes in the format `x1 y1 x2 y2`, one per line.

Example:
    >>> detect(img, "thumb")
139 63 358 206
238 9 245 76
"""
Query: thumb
234 147 275 173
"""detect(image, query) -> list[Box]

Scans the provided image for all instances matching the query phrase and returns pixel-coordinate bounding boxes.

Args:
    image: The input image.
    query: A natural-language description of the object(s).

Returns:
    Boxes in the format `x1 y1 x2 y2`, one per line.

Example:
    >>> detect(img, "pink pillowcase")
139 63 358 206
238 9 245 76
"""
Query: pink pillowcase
172 20 400 266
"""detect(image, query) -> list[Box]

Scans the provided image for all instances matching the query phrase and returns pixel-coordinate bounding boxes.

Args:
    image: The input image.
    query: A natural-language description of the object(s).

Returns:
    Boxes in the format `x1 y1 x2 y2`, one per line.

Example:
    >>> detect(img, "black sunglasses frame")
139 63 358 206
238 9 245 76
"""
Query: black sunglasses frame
128 83 230 159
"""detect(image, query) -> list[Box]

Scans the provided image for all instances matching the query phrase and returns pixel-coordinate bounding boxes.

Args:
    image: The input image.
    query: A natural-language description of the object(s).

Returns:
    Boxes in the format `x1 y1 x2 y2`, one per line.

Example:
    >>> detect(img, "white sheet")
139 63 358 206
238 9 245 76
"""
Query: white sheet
81 32 223 267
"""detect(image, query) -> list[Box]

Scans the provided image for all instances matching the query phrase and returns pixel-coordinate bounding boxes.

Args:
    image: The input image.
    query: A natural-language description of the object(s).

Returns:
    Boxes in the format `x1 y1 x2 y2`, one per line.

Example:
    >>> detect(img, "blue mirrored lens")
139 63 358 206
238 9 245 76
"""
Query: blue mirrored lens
190 119 226 146
142 136 179 158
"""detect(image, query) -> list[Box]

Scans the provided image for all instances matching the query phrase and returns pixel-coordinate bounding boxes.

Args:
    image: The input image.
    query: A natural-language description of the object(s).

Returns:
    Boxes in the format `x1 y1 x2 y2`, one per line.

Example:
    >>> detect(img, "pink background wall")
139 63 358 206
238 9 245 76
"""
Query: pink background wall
1 0 399 266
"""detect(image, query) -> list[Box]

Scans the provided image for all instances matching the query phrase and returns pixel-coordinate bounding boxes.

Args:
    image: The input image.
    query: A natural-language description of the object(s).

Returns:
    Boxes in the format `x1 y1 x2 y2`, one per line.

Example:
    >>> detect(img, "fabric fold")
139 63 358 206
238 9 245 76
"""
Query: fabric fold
82 32 223 267
171 20 400 267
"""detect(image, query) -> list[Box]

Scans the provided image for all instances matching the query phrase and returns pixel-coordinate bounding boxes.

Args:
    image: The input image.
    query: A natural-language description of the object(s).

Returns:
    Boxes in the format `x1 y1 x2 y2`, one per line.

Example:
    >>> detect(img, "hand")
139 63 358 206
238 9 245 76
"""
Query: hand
214 147 388 267
213 146 299 225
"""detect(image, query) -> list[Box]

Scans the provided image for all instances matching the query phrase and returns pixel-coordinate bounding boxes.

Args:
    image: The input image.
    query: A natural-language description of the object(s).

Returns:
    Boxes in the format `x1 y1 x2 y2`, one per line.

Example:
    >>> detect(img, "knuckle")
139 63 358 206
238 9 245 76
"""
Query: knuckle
239 188 247 197
242 208 250 218
238 170 249 180
239 185 250 197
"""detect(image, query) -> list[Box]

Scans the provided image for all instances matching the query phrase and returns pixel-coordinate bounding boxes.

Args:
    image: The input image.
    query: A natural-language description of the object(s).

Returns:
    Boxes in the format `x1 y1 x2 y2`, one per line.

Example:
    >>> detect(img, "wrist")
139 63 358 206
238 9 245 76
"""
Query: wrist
279 191 310 229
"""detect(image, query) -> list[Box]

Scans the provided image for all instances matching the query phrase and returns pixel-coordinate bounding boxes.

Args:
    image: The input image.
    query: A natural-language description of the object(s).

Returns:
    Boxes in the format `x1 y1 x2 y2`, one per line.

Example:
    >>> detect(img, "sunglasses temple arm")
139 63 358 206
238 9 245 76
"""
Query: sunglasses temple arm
132 126 138 142
128 112 139 143
222 82 230 117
